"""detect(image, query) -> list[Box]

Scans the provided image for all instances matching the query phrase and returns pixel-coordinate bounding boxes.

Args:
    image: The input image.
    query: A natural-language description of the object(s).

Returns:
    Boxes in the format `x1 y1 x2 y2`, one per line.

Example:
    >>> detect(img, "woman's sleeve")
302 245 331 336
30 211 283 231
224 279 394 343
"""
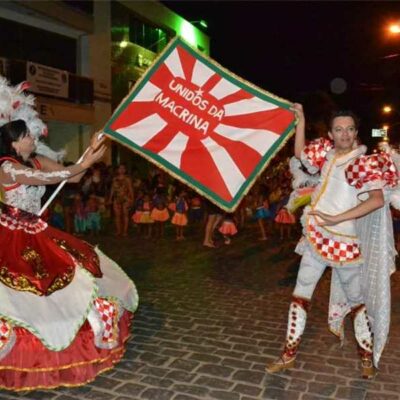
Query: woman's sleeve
1 161 71 186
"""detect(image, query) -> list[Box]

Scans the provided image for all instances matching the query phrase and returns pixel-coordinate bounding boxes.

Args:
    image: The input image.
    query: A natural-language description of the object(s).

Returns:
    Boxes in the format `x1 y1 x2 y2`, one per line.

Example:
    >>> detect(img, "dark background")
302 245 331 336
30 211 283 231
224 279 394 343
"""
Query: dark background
162 1 400 147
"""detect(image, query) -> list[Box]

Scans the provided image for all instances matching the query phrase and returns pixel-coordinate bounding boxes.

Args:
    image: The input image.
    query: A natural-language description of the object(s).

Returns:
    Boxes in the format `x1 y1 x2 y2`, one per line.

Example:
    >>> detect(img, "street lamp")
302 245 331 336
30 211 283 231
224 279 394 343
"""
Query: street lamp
191 20 208 29
383 105 393 114
388 23 400 34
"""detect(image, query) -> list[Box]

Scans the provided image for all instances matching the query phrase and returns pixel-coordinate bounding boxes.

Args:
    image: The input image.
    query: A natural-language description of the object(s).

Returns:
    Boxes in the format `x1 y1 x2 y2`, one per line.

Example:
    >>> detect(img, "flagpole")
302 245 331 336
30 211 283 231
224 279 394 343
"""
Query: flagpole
38 133 104 216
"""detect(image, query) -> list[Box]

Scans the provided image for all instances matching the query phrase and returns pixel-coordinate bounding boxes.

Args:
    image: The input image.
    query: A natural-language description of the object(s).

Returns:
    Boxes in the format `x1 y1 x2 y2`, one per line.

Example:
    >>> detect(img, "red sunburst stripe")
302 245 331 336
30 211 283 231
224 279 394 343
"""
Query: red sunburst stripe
223 108 294 133
176 46 196 83
142 125 180 154
208 131 261 178
110 102 159 131
150 63 175 91
180 138 232 201
201 73 222 93
219 89 253 105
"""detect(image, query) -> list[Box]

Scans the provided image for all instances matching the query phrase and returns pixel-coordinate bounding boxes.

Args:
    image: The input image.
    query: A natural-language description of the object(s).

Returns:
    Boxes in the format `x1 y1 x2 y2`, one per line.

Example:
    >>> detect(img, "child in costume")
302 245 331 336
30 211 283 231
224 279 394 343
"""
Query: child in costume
151 187 169 238
171 190 188 240
218 213 238 245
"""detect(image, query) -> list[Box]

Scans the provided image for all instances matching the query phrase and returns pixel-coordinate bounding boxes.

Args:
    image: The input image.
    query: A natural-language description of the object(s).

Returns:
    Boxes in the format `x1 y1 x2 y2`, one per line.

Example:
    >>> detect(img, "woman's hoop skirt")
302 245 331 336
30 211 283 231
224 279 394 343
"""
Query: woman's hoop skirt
0 203 138 391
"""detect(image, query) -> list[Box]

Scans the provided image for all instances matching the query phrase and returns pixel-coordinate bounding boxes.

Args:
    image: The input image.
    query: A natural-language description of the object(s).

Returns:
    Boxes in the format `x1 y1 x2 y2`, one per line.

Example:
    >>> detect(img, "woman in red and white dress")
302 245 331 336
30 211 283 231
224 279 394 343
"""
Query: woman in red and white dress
0 120 138 391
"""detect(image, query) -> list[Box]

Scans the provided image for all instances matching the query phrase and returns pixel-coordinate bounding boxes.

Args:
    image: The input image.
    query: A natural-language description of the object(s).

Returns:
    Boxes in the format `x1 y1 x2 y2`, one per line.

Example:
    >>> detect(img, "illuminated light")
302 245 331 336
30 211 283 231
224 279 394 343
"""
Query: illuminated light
383 125 389 130
383 105 392 113
179 20 197 46
199 20 208 29
389 24 400 34
119 40 129 48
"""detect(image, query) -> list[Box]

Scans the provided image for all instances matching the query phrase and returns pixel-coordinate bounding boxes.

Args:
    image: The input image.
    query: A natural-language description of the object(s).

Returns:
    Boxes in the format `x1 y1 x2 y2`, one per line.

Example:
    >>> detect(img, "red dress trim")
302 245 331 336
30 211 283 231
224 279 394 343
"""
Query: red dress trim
0 311 133 391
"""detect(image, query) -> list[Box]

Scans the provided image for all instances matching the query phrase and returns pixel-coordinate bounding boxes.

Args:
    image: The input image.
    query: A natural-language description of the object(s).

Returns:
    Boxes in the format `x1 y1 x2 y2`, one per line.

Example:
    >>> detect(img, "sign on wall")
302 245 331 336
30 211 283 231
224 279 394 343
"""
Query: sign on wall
27 62 69 99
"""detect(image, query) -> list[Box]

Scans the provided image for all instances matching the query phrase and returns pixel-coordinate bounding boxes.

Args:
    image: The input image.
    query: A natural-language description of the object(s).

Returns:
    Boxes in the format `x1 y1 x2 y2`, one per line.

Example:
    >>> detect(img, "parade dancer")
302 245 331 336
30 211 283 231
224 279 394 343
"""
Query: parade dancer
0 78 138 391
266 104 398 379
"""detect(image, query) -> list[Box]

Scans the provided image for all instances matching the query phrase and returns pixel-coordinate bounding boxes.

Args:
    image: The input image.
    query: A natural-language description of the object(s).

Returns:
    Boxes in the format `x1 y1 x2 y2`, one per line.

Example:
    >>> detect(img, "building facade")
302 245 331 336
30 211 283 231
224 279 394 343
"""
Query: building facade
0 0 209 165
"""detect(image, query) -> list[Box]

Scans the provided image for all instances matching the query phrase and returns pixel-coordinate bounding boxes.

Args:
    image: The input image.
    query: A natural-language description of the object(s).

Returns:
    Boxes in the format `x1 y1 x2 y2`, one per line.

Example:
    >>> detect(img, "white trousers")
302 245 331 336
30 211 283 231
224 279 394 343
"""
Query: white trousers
293 249 363 306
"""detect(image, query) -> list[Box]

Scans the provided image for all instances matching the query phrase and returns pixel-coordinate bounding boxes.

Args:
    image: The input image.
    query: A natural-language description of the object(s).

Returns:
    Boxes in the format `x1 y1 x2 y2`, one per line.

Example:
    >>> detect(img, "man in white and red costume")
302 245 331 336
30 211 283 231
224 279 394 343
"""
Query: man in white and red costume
266 104 398 379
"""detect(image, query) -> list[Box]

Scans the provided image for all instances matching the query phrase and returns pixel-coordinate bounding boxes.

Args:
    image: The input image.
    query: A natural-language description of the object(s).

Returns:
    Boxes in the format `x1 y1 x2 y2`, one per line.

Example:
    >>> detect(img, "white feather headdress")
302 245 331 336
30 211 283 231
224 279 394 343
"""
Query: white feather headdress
0 75 65 161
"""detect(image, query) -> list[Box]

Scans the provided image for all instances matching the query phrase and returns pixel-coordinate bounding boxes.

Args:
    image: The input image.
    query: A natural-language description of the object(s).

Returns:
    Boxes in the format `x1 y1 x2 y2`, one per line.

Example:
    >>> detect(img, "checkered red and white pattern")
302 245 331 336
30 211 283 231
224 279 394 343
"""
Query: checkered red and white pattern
0 319 12 350
0 213 47 234
93 298 118 344
301 138 333 172
308 226 361 263
346 152 398 189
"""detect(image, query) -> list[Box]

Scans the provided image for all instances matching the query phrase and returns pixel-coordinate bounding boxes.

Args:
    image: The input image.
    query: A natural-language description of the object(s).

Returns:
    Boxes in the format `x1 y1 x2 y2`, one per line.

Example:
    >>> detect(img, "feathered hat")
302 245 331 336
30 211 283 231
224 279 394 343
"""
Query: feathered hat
0 75 65 161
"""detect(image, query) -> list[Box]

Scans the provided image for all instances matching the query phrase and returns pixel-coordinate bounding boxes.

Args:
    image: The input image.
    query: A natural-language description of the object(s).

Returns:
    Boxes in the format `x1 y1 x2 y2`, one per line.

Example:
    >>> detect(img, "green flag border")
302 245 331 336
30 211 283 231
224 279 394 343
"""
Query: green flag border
104 36 296 212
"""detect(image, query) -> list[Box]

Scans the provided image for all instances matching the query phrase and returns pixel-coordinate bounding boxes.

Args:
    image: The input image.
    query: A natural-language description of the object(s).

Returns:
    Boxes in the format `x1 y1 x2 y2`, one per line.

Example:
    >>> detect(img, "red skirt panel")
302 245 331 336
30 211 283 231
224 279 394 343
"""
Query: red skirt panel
0 203 102 296
0 311 132 391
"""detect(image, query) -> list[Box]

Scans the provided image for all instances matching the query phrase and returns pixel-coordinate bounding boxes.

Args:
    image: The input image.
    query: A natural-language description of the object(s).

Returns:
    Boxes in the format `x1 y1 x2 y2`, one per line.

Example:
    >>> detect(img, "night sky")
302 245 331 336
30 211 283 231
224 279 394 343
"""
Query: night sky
162 1 400 144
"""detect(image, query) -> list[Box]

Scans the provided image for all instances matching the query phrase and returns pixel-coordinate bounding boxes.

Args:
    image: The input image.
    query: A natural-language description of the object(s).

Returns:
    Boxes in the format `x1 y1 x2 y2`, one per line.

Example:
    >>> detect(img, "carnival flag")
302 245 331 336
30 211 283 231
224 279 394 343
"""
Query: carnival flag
104 37 296 211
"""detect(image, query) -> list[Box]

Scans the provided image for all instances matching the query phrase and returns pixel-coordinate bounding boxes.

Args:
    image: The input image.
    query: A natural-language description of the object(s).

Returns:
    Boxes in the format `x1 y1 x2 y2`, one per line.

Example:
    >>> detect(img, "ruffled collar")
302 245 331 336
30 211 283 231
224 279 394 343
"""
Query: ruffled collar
326 145 367 166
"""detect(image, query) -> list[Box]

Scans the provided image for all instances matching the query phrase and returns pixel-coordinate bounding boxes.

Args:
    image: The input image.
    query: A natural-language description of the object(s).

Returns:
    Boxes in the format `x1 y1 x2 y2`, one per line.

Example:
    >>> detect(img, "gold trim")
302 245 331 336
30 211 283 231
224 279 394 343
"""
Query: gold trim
0 335 130 372
21 247 49 279
0 346 127 392
0 266 43 296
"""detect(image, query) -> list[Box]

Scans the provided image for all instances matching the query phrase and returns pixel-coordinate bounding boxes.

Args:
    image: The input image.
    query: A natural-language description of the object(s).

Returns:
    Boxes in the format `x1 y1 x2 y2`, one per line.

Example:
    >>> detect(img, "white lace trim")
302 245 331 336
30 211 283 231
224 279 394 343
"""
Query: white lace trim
2 161 71 182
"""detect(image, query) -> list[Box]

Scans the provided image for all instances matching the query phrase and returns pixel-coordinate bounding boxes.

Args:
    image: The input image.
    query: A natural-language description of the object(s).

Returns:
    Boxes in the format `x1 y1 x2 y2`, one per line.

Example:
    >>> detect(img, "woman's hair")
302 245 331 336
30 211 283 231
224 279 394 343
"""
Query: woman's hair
0 119 31 164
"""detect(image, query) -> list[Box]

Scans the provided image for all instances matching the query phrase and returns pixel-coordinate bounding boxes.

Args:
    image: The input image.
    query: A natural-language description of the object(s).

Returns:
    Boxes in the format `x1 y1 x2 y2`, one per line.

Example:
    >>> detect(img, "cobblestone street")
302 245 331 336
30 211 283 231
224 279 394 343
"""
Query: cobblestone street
1 225 400 400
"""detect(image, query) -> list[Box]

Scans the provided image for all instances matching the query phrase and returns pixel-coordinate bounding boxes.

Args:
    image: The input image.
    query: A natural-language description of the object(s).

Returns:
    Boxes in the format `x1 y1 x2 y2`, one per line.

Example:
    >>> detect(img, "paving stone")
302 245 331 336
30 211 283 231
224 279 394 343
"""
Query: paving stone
116 383 147 397
335 386 366 400
165 370 197 383
232 383 262 396
168 359 200 371
307 382 336 397
162 348 190 358
141 388 175 400
140 376 174 388
139 352 170 365
364 393 400 400
261 387 301 399
221 358 252 369
89 376 121 390
194 376 233 390
208 390 240 400
188 353 222 363
19 392 58 400
231 370 265 385
81 390 116 400
195 364 234 378
172 384 210 397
